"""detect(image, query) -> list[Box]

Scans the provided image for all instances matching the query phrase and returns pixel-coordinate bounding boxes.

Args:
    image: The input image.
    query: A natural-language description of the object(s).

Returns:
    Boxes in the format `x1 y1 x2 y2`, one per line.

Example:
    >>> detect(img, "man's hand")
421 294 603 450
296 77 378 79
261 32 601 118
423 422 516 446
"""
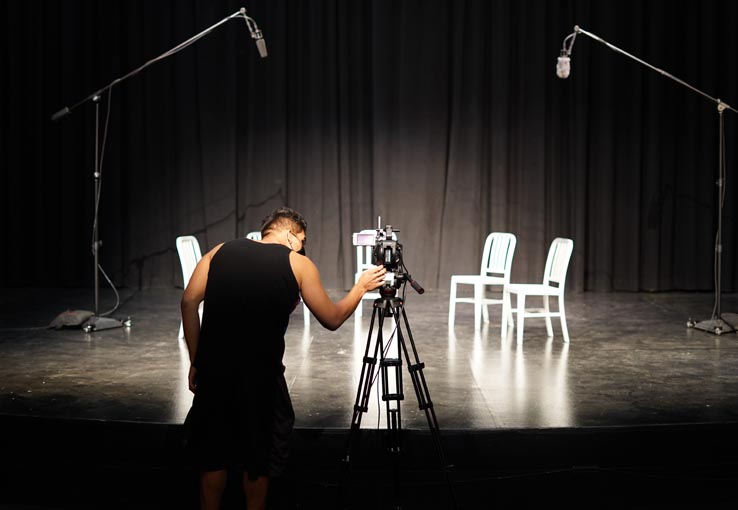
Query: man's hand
358 265 387 293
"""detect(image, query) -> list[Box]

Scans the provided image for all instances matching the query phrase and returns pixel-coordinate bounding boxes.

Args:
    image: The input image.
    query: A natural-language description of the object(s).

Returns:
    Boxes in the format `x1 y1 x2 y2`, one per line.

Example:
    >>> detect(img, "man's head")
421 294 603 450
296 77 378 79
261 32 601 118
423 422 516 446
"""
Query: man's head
260 207 308 254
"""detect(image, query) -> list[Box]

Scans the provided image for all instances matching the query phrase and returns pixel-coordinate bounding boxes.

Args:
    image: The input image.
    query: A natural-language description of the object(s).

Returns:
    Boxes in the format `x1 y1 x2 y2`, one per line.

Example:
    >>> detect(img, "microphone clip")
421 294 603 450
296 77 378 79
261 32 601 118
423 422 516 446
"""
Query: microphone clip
561 28 578 58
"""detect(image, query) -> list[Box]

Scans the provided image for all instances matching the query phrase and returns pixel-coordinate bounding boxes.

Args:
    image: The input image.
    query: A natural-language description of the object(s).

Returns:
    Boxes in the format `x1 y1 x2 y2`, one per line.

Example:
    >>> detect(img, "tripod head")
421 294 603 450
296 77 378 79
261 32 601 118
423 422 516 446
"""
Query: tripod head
379 285 398 299
374 273 421 321
385 270 424 295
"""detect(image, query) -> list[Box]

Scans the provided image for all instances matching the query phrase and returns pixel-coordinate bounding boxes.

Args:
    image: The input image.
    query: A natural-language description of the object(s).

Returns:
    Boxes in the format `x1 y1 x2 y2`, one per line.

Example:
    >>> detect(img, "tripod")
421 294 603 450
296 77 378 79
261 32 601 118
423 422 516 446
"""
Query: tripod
342 283 457 509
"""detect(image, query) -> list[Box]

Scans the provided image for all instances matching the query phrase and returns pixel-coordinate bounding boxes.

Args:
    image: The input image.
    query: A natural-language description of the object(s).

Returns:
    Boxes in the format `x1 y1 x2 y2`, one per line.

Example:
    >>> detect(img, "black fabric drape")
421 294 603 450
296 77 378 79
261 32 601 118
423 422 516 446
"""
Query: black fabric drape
3 0 738 292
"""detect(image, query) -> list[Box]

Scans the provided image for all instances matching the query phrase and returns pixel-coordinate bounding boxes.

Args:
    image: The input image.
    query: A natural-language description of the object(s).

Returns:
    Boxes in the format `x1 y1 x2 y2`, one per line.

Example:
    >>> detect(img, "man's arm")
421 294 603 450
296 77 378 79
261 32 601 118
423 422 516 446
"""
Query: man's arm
180 243 223 392
291 252 386 331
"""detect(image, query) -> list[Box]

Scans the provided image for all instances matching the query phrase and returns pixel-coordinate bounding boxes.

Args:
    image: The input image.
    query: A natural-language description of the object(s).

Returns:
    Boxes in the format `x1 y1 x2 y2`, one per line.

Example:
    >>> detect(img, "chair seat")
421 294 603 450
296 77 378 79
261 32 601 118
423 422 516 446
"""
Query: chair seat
450 274 506 285
510 307 563 318
505 283 562 296
453 296 505 304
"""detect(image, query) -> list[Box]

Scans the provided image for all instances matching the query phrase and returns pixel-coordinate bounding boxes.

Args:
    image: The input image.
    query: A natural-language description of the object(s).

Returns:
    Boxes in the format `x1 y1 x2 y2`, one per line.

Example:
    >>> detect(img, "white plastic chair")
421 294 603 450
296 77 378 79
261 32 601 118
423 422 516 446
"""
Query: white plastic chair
246 230 310 326
448 232 517 335
176 235 203 339
503 238 574 345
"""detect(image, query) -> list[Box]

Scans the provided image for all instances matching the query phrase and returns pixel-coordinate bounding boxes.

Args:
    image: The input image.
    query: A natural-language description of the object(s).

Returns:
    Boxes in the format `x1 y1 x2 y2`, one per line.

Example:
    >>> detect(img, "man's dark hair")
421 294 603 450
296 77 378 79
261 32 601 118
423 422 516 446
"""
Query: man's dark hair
260 207 308 237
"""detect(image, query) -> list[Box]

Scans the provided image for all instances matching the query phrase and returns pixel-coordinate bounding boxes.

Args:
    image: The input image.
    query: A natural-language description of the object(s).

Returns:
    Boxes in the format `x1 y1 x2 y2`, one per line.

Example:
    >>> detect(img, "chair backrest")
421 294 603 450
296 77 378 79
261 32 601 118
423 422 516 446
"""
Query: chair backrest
354 228 397 274
246 231 262 240
480 232 517 281
355 229 377 274
175 235 202 289
542 237 574 287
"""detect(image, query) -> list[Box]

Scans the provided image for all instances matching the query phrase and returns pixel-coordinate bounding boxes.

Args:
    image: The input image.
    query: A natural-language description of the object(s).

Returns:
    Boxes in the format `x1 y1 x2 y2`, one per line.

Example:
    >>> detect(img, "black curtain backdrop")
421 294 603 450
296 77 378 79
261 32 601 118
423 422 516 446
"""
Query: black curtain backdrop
3 0 738 293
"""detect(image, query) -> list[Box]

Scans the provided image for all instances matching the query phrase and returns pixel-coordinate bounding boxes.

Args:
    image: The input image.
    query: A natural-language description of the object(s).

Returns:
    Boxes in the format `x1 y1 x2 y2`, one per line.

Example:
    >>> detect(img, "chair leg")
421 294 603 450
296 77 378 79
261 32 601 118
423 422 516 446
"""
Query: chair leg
474 283 483 330
501 290 509 339
543 295 553 337
516 294 526 346
481 289 490 324
559 295 570 342
448 281 457 326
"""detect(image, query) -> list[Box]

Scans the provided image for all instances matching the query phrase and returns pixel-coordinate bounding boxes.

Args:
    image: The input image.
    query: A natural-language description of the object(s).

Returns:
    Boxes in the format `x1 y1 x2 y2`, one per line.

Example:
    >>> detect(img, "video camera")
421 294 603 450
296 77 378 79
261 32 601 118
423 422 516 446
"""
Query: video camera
352 220 424 294
353 224 401 271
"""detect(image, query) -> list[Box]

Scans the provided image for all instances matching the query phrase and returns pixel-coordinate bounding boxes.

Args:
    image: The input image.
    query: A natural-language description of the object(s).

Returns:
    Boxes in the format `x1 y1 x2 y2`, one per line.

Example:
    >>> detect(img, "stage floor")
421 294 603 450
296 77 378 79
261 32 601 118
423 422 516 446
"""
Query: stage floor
2 286 738 431
3 287 738 509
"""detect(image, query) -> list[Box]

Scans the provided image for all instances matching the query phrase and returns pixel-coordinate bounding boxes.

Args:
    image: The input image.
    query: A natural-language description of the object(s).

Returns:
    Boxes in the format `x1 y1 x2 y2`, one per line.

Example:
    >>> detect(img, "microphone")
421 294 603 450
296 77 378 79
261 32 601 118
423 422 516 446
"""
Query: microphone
253 31 268 59
556 52 571 79
241 10 268 58
51 107 71 122
556 27 578 79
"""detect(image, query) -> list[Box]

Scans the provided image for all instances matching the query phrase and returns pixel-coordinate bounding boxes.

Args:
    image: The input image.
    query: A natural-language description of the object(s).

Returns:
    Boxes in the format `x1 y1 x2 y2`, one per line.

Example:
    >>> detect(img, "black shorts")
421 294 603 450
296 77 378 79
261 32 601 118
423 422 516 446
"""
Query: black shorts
185 372 295 478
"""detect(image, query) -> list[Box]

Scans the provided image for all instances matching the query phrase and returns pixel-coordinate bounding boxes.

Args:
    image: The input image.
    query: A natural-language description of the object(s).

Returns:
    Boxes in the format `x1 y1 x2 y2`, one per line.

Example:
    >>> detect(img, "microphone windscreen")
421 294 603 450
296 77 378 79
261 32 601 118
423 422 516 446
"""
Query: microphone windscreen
556 56 570 79
51 107 71 122
256 38 268 59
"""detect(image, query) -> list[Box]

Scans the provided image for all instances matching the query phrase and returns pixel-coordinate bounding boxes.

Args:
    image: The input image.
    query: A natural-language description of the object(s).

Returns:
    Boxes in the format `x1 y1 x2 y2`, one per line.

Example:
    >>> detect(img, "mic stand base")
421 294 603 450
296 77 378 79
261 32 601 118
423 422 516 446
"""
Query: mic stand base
687 317 736 336
82 315 130 333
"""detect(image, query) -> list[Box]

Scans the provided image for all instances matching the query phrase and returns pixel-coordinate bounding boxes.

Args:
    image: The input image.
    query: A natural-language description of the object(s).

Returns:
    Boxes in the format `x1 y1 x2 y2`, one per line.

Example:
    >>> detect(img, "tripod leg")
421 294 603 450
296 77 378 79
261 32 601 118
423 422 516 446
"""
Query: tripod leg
381 357 403 457
341 302 389 509
345 304 383 463
395 303 459 510
379 306 404 509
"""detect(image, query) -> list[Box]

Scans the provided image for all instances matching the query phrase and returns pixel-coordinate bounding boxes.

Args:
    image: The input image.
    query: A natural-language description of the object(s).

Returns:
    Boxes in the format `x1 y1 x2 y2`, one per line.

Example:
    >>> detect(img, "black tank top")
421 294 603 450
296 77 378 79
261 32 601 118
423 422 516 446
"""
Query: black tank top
194 238 300 377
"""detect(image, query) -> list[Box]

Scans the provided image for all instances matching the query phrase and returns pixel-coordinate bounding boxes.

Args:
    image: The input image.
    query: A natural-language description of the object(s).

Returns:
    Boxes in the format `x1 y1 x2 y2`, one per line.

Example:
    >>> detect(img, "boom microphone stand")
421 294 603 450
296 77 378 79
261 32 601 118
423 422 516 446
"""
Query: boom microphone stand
84 93 126 332
50 7 265 332
558 25 738 335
